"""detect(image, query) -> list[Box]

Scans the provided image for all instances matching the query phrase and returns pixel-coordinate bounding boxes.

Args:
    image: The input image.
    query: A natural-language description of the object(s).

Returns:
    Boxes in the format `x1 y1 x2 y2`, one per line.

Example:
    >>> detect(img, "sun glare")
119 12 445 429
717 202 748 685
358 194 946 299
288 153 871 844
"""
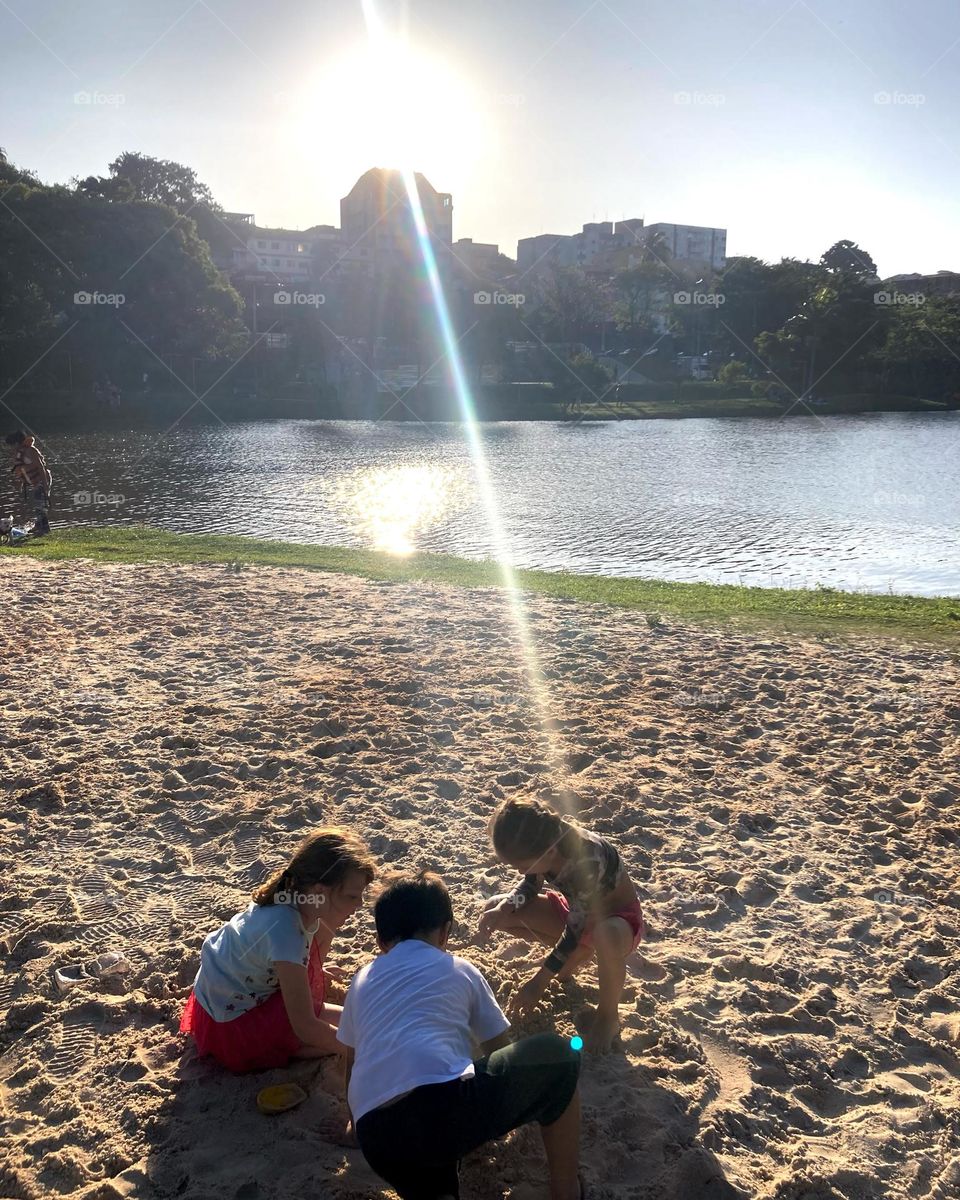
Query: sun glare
306 38 487 190
332 463 472 556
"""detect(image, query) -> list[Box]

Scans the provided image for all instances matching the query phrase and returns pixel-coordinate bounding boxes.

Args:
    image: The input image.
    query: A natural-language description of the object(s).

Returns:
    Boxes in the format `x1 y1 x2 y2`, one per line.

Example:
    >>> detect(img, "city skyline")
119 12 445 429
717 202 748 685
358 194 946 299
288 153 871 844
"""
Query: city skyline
2 1 959 277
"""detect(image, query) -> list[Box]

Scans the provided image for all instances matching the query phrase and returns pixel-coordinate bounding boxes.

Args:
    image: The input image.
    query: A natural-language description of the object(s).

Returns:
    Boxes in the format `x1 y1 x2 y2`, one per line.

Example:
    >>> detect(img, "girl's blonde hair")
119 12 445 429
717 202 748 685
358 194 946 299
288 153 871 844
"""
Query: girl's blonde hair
489 797 579 862
253 827 376 905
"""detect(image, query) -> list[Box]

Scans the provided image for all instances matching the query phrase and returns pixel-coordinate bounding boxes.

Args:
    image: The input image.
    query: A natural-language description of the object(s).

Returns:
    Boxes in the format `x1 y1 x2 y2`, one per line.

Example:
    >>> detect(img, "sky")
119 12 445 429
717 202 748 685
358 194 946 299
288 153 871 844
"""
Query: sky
2 0 958 276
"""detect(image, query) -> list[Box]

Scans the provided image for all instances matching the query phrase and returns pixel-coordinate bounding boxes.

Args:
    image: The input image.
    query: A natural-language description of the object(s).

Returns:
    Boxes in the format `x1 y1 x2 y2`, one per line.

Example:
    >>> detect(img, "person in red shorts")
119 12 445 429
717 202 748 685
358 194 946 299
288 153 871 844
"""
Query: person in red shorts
180 828 376 1072
478 797 644 1053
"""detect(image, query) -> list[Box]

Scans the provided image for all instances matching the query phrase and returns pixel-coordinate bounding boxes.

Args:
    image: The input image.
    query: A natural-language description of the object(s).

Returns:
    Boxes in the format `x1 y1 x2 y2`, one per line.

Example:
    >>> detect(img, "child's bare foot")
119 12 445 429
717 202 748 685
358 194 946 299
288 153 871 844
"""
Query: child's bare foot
583 1010 620 1054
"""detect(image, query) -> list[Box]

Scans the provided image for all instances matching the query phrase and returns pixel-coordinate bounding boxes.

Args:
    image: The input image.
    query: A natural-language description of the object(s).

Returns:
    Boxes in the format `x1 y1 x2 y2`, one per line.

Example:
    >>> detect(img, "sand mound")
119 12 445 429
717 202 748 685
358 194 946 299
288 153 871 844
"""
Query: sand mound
1 559 958 1199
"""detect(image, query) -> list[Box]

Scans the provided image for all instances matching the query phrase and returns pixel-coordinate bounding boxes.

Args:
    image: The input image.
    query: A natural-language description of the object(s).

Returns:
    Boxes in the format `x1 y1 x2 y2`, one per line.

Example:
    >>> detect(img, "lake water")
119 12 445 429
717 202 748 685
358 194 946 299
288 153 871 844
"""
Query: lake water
13 412 960 597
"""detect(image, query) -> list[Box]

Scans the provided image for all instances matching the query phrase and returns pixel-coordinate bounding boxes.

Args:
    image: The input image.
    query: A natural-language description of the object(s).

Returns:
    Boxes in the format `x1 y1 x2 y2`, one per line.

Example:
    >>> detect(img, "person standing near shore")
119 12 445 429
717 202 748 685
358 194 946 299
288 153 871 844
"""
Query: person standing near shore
179 829 376 1072
5 430 52 536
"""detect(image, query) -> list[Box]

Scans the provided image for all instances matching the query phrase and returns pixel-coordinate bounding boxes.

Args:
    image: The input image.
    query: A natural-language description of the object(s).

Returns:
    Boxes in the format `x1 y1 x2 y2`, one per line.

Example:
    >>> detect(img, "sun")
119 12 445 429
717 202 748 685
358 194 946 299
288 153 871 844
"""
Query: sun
304 36 488 193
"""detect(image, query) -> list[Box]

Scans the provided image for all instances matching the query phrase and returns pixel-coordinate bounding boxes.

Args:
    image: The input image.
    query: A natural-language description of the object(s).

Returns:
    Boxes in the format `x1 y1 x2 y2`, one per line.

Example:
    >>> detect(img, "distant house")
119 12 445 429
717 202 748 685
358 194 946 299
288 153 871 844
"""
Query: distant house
885 270 960 299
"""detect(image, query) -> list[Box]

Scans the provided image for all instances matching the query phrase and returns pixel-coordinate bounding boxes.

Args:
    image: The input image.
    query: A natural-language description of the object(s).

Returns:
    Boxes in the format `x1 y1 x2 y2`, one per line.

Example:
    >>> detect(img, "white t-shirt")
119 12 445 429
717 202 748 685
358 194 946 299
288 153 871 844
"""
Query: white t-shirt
337 939 510 1122
193 902 316 1022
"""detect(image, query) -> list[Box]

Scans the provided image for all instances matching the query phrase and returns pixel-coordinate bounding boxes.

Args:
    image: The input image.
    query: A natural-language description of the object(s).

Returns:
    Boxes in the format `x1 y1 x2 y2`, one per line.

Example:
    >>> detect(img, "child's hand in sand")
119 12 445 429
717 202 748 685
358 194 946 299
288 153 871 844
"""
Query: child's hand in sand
509 971 548 1018
478 895 513 942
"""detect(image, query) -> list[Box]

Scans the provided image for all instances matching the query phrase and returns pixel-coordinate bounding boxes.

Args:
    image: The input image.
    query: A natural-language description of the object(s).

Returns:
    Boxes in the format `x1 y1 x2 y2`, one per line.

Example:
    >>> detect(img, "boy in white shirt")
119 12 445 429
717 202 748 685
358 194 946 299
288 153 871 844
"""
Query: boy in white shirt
337 871 584 1200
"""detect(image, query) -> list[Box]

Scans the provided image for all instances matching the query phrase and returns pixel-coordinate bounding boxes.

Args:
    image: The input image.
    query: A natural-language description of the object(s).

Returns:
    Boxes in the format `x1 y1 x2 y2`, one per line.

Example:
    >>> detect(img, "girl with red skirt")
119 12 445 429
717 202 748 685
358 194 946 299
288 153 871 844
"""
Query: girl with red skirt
180 828 376 1073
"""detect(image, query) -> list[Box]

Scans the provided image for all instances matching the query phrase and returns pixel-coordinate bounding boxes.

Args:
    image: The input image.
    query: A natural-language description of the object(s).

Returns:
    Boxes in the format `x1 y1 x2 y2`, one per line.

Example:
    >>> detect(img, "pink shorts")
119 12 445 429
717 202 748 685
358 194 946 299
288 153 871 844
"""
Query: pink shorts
544 890 644 953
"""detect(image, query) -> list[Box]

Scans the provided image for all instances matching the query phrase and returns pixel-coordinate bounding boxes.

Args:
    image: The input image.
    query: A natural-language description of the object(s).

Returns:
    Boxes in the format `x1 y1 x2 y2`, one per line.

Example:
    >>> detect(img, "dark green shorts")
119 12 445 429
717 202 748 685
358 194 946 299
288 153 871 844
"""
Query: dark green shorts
356 1032 580 1200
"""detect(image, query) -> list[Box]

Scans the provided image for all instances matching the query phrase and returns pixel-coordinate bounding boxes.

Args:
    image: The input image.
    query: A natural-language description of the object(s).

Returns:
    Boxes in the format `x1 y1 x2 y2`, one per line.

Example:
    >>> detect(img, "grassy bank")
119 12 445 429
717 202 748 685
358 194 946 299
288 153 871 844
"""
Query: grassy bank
4 526 959 641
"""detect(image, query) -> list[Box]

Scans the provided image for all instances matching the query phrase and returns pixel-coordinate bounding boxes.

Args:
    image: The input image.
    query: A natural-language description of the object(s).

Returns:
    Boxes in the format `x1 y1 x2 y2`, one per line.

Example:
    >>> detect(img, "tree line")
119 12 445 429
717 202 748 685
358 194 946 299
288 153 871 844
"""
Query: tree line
2 147 958 409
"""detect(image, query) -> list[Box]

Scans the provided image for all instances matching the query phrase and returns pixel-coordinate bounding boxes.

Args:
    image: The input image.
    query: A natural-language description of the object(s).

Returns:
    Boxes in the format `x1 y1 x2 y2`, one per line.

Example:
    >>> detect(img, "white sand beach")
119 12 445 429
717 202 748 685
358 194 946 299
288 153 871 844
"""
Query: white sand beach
1 558 958 1200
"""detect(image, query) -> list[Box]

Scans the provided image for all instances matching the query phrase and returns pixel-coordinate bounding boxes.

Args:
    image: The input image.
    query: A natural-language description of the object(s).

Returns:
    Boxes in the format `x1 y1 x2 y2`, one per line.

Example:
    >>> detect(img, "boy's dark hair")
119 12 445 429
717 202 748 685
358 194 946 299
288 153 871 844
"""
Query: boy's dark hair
374 870 453 944
5 431 26 446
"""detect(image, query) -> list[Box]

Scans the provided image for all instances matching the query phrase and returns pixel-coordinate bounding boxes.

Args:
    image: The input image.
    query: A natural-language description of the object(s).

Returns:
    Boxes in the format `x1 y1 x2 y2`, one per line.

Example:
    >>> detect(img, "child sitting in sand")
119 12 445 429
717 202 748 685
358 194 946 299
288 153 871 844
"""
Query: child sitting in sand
478 797 643 1053
338 870 584 1200
180 828 375 1073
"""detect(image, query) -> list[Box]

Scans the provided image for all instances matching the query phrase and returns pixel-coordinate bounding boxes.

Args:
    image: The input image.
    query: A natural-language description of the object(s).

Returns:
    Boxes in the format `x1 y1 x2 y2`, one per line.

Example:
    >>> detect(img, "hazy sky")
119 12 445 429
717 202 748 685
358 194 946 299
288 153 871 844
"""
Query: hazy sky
2 0 958 275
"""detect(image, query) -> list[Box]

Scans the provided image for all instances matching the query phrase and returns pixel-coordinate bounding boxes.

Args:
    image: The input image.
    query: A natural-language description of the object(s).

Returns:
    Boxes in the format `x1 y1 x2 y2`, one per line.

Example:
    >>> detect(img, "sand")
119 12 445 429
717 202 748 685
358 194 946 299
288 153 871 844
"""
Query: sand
0 558 958 1200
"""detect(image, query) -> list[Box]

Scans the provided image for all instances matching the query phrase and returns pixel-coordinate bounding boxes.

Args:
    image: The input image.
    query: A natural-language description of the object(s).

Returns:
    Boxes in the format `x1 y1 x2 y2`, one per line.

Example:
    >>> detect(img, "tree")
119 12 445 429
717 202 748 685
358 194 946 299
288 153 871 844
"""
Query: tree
717 256 827 358
106 152 218 212
756 273 886 395
717 360 749 385
527 267 606 345
612 262 671 337
0 153 246 393
821 239 878 279
874 296 960 397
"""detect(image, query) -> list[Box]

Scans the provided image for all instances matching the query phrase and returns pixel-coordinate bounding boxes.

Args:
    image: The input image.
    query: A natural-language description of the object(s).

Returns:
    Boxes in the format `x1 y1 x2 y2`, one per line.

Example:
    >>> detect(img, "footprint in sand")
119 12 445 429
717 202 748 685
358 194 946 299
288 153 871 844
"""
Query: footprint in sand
76 909 145 948
48 1018 99 1083
0 913 27 950
0 974 20 1012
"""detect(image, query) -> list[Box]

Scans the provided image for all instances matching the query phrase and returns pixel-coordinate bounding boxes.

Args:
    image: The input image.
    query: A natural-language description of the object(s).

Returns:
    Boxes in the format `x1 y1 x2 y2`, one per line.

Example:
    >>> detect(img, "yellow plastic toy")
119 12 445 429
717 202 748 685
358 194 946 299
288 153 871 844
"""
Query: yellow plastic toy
256 1083 308 1115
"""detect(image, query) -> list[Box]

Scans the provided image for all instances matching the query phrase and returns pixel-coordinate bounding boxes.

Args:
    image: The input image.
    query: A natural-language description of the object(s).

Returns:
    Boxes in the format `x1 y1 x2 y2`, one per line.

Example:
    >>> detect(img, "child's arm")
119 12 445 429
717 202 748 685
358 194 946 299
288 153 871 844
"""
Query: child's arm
344 1046 356 1139
275 961 342 1054
478 872 543 941
511 873 542 908
479 1029 512 1055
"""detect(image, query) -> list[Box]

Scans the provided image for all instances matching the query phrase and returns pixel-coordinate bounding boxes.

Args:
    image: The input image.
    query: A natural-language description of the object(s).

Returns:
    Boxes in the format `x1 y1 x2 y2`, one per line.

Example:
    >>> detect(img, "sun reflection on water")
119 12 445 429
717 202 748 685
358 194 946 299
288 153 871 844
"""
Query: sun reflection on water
332 463 472 555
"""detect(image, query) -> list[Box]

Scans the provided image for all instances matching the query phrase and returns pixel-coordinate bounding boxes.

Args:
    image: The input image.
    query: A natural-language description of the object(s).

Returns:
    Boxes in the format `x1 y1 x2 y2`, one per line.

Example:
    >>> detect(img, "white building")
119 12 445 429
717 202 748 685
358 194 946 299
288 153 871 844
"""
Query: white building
517 218 727 276
644 223 726 273
232 229 313 281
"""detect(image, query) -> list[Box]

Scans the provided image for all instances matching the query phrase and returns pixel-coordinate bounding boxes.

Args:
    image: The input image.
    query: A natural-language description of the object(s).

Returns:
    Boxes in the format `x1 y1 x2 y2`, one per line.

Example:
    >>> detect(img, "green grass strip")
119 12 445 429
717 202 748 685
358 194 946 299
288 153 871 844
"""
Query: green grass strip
4 526 958 641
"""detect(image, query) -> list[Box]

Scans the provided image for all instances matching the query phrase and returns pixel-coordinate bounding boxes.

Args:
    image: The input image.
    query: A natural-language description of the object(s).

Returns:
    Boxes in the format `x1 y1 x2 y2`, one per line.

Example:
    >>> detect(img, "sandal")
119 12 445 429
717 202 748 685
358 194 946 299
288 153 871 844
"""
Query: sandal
54 952 131 992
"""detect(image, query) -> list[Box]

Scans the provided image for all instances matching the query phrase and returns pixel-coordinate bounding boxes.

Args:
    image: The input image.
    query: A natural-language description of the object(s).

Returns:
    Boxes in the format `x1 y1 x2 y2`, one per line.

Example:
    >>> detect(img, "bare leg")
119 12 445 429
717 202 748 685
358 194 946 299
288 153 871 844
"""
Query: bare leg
540 1085 581 1200
584 917 631 1053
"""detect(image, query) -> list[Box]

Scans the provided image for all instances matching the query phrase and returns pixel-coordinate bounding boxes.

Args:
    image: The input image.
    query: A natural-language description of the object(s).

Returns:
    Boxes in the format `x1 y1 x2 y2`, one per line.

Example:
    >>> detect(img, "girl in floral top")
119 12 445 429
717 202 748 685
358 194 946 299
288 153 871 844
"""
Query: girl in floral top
479 797 643 1053
180 828 376 1072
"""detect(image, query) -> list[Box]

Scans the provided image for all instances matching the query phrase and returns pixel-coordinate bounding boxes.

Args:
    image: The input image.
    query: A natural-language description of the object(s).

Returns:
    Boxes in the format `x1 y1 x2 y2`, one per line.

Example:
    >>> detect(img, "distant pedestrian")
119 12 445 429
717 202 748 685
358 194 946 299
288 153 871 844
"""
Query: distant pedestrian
5 430 52 536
